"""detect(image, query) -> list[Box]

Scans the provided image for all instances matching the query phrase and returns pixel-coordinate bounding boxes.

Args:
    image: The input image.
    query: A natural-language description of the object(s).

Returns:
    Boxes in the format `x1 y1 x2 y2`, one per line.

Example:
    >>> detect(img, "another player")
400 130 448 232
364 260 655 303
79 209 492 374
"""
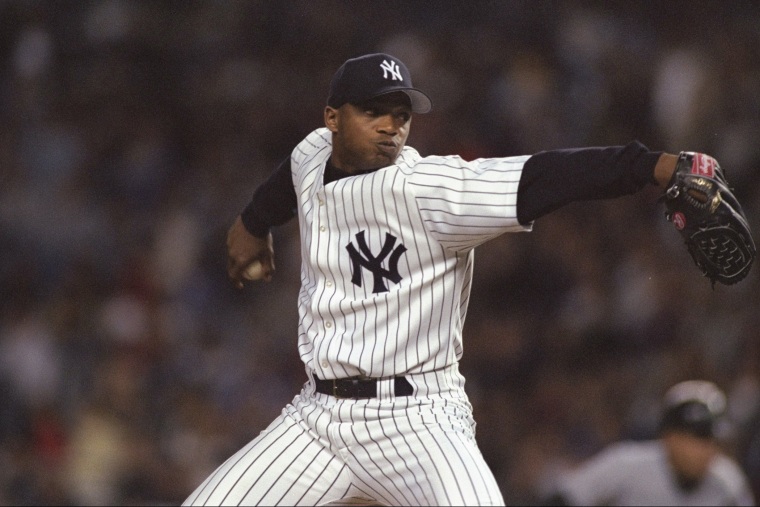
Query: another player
548 380 756 506
184 53 754 506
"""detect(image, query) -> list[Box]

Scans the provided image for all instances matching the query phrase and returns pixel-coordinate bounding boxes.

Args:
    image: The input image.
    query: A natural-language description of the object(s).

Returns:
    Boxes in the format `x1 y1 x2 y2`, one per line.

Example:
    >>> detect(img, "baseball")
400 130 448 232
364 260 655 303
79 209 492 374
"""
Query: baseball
243 260 265 280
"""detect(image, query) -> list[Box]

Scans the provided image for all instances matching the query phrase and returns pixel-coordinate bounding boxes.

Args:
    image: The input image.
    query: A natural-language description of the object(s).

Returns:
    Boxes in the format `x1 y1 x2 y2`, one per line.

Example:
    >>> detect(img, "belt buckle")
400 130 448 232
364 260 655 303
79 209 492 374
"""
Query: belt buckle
332 379 360 399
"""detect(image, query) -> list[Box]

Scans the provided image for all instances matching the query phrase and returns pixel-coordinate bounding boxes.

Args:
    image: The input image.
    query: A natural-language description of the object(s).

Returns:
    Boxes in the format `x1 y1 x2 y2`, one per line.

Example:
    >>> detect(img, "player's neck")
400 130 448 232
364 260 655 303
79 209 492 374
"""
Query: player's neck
325 158 374 184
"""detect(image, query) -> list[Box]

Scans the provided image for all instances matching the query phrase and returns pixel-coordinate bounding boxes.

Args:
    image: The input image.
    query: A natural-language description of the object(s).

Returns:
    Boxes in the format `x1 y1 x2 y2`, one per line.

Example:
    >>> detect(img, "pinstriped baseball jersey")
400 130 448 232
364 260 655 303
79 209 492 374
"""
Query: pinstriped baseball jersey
185 113 530 507
185 52 671 507
293 128 531 380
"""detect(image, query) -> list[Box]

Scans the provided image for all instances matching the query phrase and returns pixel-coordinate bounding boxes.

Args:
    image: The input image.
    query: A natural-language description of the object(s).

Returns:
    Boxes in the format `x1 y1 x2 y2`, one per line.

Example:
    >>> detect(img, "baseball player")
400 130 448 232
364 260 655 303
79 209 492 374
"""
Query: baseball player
184 53 754 506
548 380 756 506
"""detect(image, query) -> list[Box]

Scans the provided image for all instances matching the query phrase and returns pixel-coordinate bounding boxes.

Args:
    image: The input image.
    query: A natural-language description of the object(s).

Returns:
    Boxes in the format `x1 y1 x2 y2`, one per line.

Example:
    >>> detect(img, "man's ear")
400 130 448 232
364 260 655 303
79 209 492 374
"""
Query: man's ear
324 106 339 133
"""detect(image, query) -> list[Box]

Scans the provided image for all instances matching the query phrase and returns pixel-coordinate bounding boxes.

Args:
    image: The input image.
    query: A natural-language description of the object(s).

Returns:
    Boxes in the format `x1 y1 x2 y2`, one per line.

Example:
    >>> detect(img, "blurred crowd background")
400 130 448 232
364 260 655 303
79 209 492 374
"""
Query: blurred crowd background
1 0 759 505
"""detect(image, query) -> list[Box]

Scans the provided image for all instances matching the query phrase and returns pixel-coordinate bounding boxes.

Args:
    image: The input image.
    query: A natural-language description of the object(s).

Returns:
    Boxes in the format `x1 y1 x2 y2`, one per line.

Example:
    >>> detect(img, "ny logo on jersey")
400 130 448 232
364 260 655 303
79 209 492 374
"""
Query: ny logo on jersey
379 59 403 81
346 230 407 293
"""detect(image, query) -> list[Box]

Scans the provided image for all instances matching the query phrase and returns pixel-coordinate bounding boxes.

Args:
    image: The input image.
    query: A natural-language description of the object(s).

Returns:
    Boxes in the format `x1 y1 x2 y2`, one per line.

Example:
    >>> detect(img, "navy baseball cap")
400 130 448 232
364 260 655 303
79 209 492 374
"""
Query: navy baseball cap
659 380 727 439
327 53 432 114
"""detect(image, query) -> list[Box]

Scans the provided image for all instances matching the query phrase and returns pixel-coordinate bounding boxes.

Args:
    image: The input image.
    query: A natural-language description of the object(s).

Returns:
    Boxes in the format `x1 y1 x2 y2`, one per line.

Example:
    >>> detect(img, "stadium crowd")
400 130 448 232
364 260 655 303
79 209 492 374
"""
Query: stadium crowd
1 1 759 504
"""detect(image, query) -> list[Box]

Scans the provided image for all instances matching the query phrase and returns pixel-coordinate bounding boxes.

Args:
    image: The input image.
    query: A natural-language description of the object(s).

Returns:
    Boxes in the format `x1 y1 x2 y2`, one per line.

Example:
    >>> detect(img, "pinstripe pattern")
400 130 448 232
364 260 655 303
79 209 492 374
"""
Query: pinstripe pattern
294 129 530 380
186 128 531 506
184 366 504 506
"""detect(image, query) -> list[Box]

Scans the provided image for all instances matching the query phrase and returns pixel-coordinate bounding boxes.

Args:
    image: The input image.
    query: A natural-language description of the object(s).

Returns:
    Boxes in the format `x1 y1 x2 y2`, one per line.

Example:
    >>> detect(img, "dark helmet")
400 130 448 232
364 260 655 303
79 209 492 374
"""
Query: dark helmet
659 380 727 439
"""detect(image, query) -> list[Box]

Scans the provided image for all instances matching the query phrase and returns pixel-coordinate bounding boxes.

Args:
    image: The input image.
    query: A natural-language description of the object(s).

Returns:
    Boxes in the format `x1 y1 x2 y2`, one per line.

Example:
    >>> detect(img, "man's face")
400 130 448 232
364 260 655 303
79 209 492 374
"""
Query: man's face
662 431 719 488
325 92 412 173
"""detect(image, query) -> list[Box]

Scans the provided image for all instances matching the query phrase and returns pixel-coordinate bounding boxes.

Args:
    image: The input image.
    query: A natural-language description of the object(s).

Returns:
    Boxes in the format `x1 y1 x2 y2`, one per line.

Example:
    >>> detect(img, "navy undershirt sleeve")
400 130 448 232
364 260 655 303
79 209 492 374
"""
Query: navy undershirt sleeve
241 141 662 235
239 156 375 237
516 141 662 225
240 156 297 237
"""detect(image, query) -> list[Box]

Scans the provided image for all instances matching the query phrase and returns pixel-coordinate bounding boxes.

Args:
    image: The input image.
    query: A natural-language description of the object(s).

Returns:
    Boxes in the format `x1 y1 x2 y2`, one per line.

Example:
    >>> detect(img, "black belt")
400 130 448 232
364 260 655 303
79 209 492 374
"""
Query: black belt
313 374 413 399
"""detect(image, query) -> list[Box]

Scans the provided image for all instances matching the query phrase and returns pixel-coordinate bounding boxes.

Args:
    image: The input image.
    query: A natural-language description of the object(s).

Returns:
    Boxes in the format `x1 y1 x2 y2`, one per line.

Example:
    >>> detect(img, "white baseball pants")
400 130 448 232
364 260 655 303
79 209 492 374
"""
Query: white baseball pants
183 365 504 506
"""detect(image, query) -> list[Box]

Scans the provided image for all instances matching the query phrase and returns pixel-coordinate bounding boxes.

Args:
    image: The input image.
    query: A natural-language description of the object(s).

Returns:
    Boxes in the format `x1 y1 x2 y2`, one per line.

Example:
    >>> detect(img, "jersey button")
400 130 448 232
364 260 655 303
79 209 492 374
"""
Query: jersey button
319 225 326 232
326 280 333 287
319 199 324 206
325 322 332 328
321 360 329 368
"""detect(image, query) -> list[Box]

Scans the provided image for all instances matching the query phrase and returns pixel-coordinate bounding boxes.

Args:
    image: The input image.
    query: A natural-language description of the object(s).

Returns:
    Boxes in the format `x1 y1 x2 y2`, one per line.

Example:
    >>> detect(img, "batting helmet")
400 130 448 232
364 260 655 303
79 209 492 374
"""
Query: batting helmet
659 380 727 439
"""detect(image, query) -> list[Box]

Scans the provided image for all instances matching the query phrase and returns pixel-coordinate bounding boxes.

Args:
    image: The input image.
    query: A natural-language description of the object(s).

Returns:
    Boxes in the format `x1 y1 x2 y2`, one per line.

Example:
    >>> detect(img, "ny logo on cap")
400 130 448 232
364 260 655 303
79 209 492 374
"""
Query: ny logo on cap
380 59 403 81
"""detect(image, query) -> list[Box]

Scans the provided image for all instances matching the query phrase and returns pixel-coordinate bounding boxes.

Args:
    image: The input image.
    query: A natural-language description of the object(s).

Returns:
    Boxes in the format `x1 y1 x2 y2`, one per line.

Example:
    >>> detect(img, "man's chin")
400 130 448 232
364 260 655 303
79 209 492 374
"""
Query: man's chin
674 469 705 492
375 151 399 167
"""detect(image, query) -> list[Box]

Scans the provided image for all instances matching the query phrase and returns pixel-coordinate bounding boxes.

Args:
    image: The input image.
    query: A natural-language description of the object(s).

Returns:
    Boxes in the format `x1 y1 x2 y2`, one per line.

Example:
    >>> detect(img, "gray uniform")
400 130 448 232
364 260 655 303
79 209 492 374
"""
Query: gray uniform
557 440 756 506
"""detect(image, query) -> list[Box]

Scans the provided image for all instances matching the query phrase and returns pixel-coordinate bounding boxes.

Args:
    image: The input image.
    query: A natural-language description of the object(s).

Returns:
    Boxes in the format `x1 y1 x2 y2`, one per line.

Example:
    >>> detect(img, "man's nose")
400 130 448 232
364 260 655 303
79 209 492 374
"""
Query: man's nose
376 114 398 134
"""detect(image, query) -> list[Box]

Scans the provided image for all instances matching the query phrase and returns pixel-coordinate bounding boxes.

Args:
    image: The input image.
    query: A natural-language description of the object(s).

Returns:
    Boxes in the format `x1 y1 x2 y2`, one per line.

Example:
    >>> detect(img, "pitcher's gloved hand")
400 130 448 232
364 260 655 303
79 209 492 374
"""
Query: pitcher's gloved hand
662 152 755 286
